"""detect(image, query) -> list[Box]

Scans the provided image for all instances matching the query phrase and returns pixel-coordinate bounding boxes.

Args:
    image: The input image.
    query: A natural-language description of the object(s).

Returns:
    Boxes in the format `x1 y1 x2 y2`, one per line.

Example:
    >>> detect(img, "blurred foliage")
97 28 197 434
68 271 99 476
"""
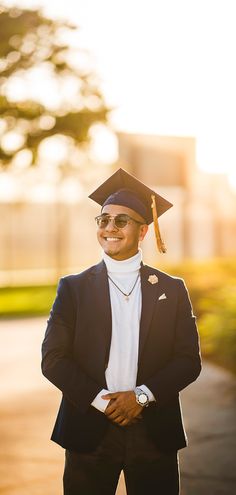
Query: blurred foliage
163 258 236 374
0 258 236 374
0 284 56 316
0 4 108 167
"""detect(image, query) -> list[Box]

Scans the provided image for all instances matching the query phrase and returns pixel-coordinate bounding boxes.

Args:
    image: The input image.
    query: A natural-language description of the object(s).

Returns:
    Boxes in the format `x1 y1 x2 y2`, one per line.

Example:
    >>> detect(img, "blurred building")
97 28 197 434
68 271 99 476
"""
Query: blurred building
117 132 236 264
0 132 236 286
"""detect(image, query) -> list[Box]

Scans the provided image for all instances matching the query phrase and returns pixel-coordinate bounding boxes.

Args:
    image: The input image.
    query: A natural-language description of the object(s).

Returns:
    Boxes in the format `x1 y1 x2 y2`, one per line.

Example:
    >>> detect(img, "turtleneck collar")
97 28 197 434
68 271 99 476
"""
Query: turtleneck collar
103 249 142 274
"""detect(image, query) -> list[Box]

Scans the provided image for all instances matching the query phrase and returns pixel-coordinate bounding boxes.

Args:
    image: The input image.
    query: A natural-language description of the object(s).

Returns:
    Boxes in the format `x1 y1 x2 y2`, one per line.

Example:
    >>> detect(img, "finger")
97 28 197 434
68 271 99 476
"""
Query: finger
101 393 119 400
104 399 114 412
104 403 118 415
106 409 122 420
106 407 127 421
118 417 130 426
111 416 127 425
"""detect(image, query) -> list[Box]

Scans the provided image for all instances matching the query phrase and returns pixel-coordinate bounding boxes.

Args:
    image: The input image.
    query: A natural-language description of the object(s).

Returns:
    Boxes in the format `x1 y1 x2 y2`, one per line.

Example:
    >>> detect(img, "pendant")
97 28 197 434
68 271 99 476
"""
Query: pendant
125 295 129 301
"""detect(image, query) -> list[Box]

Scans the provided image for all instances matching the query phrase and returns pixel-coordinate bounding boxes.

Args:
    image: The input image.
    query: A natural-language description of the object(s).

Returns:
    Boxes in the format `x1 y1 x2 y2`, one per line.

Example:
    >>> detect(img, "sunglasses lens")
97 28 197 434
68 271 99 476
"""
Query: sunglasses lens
96 215 129 229
114 215 128 228
96 217 109 228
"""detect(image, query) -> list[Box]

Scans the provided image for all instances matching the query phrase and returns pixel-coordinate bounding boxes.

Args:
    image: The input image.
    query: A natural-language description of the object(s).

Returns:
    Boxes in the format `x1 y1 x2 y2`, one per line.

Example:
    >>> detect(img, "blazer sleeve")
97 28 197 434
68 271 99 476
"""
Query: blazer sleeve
145 279 202 405
41 277 102 413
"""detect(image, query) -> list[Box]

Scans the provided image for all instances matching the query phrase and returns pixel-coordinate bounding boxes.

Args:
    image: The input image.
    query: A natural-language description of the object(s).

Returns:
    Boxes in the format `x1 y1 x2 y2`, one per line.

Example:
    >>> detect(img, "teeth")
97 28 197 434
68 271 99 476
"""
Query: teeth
105 237 120 241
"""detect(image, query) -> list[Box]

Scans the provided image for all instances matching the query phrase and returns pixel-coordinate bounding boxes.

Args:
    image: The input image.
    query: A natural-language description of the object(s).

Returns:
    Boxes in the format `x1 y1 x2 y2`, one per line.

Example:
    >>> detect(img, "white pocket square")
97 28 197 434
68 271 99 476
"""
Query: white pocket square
158 293 167 300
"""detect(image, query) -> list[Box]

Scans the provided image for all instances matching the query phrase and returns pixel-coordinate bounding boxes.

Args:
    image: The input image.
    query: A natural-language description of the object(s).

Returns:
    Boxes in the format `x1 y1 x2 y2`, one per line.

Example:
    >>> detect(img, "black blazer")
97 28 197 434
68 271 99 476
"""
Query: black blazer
42 261 201 453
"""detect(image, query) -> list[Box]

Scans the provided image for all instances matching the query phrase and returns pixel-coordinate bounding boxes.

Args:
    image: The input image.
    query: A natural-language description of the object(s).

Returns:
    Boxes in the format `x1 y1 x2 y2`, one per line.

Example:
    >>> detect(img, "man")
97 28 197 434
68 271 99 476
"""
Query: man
42 168 201 494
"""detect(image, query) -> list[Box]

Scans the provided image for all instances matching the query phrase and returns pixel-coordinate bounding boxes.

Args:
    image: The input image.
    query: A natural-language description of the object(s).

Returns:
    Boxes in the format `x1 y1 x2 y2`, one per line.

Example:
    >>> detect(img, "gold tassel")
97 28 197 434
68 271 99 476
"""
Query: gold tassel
151 194 166 253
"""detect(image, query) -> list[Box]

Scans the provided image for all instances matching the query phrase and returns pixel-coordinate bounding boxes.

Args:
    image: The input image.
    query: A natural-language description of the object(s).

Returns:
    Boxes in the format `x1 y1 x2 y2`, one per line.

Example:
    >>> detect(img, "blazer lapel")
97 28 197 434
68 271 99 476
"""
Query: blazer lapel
138 264 163 362
89 261 112 371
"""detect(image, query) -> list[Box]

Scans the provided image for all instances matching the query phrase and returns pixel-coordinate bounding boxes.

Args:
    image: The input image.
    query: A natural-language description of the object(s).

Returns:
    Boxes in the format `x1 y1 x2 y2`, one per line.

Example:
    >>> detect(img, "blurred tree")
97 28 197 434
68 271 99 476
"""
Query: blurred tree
0 4 108 168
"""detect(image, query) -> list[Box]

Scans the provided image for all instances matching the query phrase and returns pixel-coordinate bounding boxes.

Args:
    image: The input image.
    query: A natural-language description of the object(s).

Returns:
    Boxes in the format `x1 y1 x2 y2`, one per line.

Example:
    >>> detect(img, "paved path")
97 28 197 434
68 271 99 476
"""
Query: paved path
0 317 235 495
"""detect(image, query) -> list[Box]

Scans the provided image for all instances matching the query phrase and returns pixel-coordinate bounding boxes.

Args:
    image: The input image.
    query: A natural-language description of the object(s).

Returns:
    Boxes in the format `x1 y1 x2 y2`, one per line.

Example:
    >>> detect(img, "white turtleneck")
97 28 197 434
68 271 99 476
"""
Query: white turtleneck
91 249 155 413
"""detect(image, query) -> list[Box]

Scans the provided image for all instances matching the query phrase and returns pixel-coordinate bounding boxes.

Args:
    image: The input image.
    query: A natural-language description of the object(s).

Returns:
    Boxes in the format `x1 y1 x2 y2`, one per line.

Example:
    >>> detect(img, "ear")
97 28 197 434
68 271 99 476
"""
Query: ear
139 224 148 241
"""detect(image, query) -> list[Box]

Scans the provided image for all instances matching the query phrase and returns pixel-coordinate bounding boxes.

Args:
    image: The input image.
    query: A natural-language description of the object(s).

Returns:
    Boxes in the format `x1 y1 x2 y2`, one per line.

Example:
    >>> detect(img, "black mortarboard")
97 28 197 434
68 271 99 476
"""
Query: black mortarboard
89 168 173 253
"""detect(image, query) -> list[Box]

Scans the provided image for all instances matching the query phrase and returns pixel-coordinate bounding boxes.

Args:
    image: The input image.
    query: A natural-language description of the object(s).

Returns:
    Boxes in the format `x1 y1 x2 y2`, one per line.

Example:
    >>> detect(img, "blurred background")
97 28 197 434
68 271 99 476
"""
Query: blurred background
0 1 235 494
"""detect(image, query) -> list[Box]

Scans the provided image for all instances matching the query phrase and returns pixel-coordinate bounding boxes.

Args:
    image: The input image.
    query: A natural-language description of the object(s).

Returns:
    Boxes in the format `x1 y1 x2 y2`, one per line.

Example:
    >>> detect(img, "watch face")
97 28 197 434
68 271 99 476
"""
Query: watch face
139 393 147 404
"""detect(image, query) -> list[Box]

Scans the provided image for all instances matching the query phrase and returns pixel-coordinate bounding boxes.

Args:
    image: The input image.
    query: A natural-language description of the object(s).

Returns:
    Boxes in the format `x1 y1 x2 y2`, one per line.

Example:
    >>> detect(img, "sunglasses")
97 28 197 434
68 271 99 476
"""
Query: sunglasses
95 214 144 229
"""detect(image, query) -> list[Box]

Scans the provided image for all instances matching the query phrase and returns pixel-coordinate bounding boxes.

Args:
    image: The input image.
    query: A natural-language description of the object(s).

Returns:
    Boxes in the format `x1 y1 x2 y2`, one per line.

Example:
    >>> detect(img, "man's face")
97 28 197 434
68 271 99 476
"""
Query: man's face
96 204 148 261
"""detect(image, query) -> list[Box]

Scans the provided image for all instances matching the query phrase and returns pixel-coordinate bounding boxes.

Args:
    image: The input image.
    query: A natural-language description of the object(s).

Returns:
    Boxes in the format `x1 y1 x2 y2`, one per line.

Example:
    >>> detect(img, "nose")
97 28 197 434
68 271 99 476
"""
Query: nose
105 218 119 231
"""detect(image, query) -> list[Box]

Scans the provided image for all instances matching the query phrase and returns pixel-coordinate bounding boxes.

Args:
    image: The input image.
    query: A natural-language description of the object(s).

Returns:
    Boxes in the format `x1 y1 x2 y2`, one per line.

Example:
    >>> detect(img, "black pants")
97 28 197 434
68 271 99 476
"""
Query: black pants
63 421 180 495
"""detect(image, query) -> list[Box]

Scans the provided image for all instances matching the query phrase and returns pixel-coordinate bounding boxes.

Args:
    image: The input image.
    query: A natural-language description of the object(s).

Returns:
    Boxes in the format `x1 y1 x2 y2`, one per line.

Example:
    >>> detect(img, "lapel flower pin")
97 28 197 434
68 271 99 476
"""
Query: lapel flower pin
148 274 158 285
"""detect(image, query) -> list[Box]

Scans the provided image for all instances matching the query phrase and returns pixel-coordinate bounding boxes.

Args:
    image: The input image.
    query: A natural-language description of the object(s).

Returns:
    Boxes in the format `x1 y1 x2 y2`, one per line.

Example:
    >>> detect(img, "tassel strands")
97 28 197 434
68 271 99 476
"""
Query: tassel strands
151 194 167 253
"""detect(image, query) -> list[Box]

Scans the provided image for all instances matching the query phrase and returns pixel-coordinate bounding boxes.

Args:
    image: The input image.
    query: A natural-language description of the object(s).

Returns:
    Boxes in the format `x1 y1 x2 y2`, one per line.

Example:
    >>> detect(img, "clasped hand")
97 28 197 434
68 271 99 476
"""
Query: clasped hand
102 391 143 426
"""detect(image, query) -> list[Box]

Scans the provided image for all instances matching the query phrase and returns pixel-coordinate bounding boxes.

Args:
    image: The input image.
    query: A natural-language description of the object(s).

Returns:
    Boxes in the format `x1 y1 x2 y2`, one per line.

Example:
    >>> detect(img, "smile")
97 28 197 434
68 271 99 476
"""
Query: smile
104 237 122 241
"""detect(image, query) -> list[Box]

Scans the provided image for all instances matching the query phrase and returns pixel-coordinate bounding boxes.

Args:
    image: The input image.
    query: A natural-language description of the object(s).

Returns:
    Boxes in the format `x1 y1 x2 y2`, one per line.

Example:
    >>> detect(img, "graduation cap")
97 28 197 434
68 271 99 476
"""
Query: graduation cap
89 168 173 253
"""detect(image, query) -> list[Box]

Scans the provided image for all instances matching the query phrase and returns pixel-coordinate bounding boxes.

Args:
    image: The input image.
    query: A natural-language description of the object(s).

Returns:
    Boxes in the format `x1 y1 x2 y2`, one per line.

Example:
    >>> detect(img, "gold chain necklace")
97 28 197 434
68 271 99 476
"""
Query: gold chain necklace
108 272 140 301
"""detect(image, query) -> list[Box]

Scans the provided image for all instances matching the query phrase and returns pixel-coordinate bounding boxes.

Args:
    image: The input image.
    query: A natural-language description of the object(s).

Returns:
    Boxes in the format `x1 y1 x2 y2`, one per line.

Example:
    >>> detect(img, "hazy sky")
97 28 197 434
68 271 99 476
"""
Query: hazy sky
2 0 236 186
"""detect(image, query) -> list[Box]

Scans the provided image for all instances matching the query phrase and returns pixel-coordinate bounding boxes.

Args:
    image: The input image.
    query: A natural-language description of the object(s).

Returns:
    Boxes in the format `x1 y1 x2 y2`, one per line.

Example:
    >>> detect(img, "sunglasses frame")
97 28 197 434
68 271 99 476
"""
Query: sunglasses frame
95 213 144 229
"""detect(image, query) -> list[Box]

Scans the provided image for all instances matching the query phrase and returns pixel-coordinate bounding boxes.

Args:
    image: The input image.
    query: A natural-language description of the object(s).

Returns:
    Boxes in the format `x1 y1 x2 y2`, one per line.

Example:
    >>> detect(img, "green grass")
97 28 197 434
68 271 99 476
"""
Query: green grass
0 285 56 317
